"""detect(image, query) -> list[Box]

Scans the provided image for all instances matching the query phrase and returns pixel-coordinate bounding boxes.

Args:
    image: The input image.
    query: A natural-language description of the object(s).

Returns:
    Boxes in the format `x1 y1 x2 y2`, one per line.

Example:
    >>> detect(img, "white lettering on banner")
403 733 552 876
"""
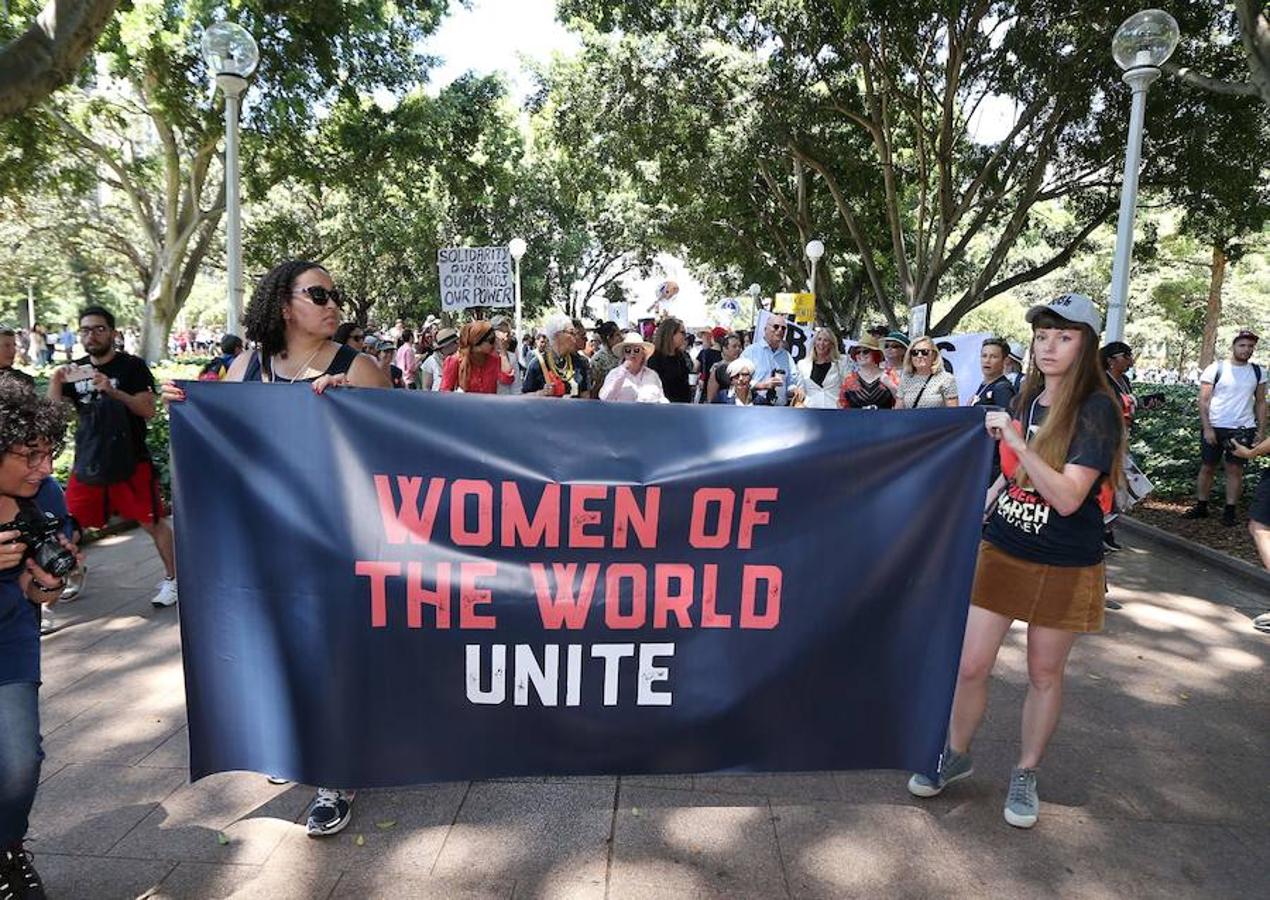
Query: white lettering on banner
437 246 515 311
464 643 676 707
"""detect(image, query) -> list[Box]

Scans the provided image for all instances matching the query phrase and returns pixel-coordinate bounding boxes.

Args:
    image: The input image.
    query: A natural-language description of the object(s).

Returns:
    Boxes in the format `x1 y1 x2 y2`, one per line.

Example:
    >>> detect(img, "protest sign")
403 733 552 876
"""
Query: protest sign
437 247 514 311
171 386 992 787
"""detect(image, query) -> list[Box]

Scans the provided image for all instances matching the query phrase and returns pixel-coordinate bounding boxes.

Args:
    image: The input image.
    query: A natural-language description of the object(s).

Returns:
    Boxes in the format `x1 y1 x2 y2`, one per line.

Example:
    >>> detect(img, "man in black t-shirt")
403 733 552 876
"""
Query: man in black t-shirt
972 338 1017 484
49 306 178 607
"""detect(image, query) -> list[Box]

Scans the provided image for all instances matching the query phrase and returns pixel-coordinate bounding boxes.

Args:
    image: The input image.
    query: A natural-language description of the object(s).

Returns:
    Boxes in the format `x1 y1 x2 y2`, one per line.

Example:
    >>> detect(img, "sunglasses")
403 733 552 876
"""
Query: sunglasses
623 346 644 355
478 332 496 345
851 347 875 356
769 324 787 333
910 348 932 357
293 285 344 308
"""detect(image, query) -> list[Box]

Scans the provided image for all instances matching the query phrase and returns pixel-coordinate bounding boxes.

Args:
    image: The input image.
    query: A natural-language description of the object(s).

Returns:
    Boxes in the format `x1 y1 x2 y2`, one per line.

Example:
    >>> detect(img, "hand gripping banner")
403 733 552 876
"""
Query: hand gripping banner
169 384 992 788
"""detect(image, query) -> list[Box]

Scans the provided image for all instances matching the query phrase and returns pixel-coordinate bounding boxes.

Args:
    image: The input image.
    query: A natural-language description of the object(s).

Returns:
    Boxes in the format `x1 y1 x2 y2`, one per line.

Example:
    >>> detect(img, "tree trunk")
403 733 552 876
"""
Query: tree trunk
1198 243 1226 369
0 0 119 118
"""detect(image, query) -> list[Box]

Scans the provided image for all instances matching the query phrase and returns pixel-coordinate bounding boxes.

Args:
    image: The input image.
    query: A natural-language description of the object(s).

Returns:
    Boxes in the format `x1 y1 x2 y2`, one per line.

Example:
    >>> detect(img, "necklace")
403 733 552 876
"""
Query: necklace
272 343 325 384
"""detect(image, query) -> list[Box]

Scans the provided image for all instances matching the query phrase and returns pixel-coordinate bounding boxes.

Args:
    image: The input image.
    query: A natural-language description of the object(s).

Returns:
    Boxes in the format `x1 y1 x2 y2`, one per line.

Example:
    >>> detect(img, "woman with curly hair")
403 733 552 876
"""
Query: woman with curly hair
440 321 514 394
162 260 388 840
0 380 80 898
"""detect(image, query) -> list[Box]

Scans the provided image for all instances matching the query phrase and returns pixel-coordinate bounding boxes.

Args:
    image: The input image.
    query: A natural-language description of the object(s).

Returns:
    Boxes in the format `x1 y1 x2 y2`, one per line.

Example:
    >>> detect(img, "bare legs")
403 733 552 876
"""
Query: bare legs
140 517 176 579
947 607 1079 769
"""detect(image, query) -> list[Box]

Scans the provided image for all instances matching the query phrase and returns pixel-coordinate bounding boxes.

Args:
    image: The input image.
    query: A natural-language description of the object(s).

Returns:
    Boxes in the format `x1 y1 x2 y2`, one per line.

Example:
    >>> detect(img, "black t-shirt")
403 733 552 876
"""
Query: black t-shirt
983 392 1122 567
972 375 1016 411
648 350 693 403
61 353 156 461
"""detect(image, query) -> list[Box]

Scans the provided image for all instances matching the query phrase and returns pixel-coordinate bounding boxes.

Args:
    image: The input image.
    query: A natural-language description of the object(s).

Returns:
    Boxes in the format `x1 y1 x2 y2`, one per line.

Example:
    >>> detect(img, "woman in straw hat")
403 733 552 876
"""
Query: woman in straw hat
598 333 668 403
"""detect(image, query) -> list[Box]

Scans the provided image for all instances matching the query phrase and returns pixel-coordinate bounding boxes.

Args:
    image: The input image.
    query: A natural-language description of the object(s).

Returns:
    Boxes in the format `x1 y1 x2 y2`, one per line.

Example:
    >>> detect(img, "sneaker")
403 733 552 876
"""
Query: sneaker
1180 503 1208 520
60 564 87 602
907 746 973 798
0 843 47 899
306 788 355 837
151 577 178 608
266 775 290 785
1221 506 1237 527
1102 531 1122 552
1252 612 1270 634
39 605 56 636
1004 766 1040 829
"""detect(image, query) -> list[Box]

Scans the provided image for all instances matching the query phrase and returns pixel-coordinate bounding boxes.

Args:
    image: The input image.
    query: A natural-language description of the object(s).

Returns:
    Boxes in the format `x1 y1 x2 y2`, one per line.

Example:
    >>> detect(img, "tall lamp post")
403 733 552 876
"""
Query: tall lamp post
201 22 260 338
804 240 825 295
1105 9 1179 343
508 238 527 344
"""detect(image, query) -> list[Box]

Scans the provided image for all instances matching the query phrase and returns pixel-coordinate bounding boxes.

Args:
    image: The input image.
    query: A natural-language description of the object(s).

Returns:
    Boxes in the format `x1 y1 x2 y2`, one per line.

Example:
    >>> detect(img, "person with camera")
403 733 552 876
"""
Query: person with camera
48 306 176 608
0 379 81 899
1182 330 1266 527
740 314 805 407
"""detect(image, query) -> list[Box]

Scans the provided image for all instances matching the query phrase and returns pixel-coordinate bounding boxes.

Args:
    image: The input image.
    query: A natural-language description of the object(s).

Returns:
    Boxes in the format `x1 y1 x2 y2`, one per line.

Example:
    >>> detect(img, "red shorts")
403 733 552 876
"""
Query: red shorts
65 460 164 529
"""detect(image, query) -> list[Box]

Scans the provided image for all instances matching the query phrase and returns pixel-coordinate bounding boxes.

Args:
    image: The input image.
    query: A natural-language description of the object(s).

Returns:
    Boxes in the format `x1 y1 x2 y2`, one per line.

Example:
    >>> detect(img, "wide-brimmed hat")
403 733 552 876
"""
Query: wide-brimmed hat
1008 342 1025 363
1026 292 1102 333
434 327 458 347
884 331 910 348
851 334 882 353
617 332 655 357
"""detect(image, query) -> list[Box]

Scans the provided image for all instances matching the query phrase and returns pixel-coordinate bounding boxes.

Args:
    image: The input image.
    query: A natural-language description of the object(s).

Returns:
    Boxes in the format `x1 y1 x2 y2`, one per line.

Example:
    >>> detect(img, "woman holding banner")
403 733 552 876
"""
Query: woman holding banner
907 293 1124 830
162 260 389 838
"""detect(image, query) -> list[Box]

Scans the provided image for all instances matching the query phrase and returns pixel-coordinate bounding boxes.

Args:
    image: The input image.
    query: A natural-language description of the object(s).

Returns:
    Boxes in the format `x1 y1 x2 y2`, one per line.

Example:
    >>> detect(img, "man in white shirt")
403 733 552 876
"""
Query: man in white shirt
741 314 805 406
1183 330 1266 526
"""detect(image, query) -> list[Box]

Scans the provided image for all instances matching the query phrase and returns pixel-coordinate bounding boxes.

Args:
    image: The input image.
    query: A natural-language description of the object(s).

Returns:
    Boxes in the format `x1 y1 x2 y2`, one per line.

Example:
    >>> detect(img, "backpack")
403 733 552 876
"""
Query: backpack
73 394 139 485
1211 360 1262 388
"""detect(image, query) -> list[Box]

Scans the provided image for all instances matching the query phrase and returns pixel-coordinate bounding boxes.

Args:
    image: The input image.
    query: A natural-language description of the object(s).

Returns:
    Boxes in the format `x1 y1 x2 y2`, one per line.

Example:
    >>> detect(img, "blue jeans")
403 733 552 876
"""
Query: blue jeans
0 682 42 846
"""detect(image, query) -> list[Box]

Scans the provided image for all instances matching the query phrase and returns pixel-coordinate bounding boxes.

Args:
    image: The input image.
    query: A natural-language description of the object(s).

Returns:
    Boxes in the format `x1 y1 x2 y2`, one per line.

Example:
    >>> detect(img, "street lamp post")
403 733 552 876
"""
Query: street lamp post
508 238 527 345
201 22 260 339
1105 9 1179 343
804 240 825 295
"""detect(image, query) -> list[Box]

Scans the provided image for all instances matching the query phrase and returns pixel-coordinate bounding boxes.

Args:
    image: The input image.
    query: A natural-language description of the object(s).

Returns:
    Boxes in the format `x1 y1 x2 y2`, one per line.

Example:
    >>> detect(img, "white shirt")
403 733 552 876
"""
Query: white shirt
420 353 446 391
599 364 668 403
797 357 849 409
1201 359 1266 428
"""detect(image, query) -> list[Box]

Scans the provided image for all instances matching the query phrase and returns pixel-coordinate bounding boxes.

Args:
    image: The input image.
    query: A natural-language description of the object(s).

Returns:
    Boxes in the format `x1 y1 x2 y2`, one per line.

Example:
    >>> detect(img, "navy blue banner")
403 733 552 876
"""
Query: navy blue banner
170 384 992 788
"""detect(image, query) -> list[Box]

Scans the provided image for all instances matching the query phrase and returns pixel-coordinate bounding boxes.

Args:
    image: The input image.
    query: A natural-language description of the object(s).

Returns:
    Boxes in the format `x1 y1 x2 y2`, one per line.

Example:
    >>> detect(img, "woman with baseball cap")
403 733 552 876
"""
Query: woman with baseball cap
907 292 1125 830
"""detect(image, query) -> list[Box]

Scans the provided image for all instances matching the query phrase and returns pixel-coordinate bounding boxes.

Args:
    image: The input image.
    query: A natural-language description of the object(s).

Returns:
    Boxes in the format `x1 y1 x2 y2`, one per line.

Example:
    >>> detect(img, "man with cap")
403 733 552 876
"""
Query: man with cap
419 327 459 391
1183 330 1266 526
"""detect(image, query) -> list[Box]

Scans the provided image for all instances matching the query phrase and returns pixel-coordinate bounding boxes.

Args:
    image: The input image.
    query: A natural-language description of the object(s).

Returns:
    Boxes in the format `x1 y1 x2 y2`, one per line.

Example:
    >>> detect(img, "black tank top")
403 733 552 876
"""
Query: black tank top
243 344 359 383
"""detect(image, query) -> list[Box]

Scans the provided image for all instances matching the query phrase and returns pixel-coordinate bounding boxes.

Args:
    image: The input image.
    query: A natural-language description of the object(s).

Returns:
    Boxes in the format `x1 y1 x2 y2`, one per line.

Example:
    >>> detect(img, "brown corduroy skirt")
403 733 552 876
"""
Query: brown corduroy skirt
970 541 1105 633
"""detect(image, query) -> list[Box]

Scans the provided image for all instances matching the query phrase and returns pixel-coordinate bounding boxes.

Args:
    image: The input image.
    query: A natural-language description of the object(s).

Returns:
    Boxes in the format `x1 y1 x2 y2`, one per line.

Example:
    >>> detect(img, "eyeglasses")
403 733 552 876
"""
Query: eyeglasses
623 347 644 355
293 286 344 308
6 446 61 468
79 325 110 337
910 349 932 357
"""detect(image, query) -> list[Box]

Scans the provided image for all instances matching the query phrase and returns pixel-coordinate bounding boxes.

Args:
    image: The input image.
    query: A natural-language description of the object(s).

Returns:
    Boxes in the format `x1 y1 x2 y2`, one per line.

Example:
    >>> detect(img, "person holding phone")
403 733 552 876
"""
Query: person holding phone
0 379 81 898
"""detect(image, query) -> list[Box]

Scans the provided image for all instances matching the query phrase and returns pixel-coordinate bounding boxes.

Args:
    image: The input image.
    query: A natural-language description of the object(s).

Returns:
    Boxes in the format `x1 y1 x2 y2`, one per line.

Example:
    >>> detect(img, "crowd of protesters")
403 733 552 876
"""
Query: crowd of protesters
1 255 1266 896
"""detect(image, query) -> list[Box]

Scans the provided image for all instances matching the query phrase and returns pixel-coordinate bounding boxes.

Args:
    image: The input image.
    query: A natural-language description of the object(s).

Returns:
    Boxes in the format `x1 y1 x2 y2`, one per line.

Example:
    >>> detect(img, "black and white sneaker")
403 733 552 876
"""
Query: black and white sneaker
1102 530 1122 553
0 844 47 899
306 788 355 837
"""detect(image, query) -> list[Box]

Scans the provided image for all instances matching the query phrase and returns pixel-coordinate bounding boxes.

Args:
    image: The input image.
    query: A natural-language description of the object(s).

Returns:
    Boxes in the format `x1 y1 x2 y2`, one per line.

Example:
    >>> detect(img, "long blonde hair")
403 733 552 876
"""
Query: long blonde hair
1015 314 1125 491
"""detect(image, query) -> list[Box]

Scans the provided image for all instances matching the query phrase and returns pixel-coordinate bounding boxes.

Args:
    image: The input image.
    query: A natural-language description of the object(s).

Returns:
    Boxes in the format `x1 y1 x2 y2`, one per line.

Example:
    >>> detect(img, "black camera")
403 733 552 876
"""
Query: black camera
1 499 77 578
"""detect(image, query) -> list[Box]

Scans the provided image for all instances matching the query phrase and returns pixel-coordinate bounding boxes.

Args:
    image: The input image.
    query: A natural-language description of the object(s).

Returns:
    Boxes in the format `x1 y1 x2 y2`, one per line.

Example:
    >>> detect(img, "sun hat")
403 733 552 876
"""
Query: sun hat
852 334 883 353
1026 292 1102 333
434 327 459 347
884 331 910 348
1008 342 1025 363
616 331 655 358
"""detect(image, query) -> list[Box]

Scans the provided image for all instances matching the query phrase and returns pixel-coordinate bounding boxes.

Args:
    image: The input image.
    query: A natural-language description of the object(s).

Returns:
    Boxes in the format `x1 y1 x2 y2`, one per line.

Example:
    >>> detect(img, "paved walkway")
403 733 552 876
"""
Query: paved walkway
26 527 1268 899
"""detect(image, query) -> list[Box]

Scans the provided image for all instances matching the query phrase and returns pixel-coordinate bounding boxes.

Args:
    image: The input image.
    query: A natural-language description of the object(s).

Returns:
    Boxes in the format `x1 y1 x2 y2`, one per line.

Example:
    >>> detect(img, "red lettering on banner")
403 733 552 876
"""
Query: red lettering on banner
355 560 401 627
374 475 445 544
604 563 647 629
689 488 734 548
653 564 694 628
569 484 608 548
451 479 494 547
460 561 498 629
407 561 451 628
613 486 660 549
530 562 600 629
738 488 779 549
501 482 561 548
740 565 782 629
698 564 730 627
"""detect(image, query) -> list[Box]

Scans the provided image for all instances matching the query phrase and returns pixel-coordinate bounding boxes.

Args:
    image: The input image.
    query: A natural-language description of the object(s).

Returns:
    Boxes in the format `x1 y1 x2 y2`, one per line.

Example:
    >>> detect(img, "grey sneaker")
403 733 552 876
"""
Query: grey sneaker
39 605 56 635
60 564 87 602
907 746 973 798
1004 766 1039 828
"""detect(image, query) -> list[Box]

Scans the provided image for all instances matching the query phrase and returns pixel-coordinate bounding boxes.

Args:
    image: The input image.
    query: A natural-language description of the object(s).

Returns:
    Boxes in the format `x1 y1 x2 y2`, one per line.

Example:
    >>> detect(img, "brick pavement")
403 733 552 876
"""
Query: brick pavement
24 527 1269 898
